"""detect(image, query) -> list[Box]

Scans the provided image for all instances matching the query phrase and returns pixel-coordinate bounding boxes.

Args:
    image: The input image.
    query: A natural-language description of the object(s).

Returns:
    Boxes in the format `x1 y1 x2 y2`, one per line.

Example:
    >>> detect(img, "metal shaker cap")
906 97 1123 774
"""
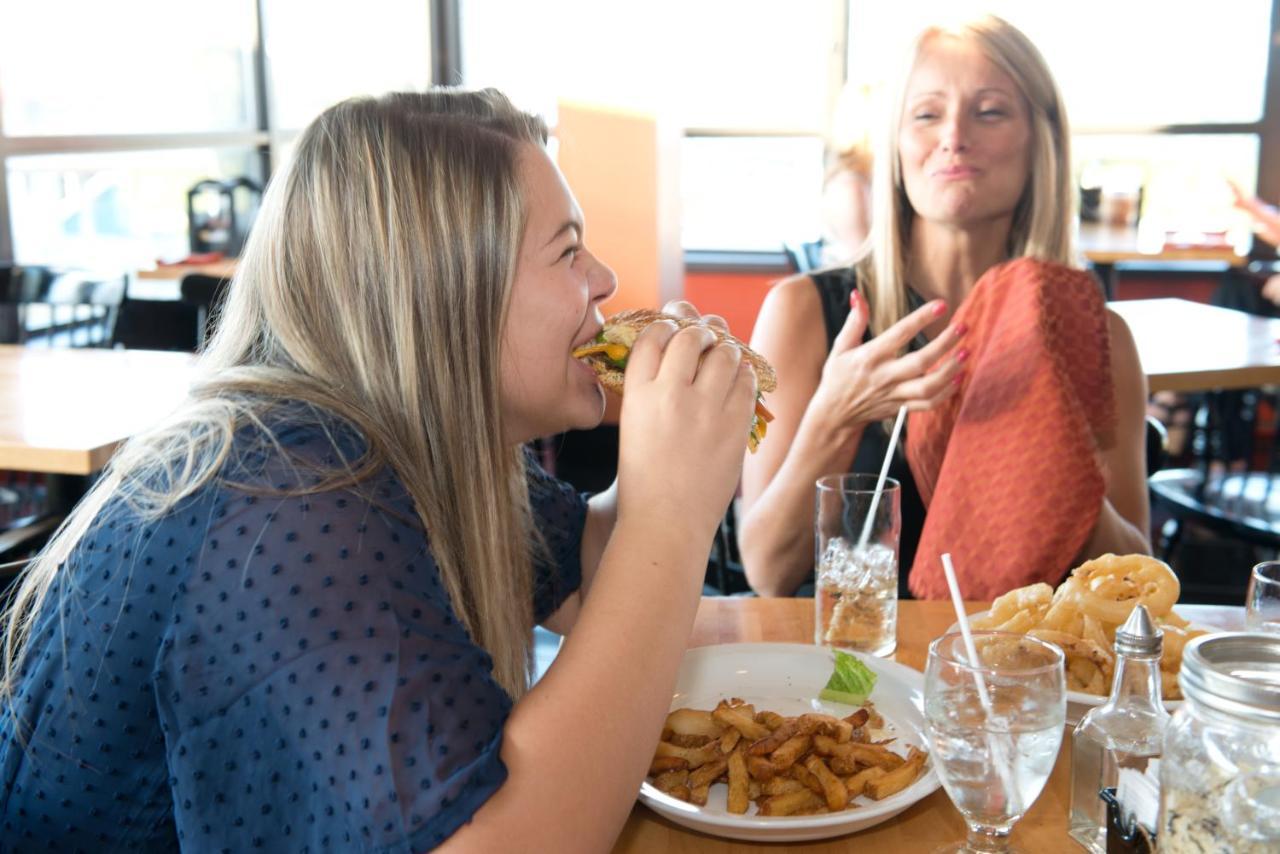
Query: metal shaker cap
1115 604 1163 657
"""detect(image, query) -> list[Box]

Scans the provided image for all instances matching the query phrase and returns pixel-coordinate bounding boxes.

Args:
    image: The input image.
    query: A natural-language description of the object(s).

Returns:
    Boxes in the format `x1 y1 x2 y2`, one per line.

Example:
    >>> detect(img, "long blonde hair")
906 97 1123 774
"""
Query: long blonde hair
2 89 547 701
857 14 1077 336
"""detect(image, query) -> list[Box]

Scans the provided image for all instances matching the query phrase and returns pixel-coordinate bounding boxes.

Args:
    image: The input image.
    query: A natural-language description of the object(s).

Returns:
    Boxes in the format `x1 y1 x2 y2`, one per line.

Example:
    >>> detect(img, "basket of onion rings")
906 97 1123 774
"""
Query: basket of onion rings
964 553 1204 702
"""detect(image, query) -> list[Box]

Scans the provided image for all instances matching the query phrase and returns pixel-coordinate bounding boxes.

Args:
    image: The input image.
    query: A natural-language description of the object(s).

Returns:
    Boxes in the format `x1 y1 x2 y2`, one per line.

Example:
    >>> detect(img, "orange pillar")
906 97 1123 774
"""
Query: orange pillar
554 101 682 314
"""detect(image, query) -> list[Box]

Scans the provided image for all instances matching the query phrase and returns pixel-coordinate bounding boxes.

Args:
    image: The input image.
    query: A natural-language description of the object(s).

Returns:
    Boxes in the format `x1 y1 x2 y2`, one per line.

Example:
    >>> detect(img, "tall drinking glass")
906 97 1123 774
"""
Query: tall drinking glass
814 473 901 656
924 632 1066 853
1246 560 1280 633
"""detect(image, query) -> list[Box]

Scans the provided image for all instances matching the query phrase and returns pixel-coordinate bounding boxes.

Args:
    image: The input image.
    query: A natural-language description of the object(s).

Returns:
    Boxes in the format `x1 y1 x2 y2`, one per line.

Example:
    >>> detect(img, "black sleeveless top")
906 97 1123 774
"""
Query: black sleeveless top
811 267 927 599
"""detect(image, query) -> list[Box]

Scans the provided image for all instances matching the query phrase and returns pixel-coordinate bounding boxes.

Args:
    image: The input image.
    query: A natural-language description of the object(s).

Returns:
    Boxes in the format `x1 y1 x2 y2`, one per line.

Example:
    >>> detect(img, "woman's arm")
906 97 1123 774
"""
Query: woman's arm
441 320 757 853
738 277 863 596
1076 310 1152 559
739 277 966 596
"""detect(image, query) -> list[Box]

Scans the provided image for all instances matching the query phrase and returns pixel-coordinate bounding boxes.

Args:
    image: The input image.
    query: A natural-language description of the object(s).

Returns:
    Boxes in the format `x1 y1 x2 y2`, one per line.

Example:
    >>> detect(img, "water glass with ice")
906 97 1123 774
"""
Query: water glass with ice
814 473 901 656
924 631 1066 853
1246 560 1280 633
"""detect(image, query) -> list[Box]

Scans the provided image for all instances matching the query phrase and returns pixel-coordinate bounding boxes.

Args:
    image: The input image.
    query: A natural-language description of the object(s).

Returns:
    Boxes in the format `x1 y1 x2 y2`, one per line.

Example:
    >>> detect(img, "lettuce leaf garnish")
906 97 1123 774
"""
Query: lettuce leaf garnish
818 650 877 706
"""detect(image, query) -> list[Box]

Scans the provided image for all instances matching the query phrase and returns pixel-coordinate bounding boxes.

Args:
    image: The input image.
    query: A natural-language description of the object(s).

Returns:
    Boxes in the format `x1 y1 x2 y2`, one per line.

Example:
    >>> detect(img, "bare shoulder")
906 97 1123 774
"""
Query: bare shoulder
1104 308 1141 372
1104 307 1136 346
754 273 823 333
1104 307 1148 405
750 273 828 377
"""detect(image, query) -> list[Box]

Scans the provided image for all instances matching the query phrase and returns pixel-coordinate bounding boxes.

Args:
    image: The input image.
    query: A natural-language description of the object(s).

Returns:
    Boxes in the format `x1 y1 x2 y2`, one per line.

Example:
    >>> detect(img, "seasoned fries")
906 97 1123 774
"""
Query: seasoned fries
726 746 750 814
969 553 1205 700
647 698 929 816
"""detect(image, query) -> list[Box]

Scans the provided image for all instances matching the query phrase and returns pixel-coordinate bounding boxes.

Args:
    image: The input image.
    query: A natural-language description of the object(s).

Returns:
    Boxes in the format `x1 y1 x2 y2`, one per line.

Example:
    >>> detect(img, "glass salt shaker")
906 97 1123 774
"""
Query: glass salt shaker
1069 605 1170 852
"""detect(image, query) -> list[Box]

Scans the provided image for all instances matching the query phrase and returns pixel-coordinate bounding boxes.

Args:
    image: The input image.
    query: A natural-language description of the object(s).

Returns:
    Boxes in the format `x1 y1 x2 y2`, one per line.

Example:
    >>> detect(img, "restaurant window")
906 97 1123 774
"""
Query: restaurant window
682 136 825 252
7 148 261 272
847 0 1276 250
0 2 259 136
0 0 433 270
459 0 844 254
260 0 432 132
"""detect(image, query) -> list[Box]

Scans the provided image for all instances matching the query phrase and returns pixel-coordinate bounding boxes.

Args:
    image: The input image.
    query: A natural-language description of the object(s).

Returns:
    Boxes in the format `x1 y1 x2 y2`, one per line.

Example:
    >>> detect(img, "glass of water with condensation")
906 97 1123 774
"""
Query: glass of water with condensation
925 632 1066 853
814 473 901 657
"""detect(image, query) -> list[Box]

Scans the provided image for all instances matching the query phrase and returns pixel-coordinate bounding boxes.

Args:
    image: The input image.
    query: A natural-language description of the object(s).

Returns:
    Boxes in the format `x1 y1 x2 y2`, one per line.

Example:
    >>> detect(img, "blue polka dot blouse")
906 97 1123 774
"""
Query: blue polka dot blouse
0 415 586 851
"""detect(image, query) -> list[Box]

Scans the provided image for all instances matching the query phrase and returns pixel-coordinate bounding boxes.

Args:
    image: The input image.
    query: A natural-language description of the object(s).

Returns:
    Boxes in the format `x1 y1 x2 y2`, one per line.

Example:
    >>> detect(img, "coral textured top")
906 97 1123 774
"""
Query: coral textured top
906 259 1115 600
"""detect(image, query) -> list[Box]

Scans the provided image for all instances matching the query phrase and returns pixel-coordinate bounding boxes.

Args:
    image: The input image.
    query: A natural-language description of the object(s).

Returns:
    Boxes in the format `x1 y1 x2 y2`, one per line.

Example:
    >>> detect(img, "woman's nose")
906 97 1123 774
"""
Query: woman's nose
588 255 618 303
940 115 968 153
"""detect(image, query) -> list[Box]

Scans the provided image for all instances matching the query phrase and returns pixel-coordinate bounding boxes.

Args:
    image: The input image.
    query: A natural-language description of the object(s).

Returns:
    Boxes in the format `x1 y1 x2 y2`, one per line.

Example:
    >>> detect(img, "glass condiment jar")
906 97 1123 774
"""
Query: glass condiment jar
1070 605 1170 853
1158 632 1280 853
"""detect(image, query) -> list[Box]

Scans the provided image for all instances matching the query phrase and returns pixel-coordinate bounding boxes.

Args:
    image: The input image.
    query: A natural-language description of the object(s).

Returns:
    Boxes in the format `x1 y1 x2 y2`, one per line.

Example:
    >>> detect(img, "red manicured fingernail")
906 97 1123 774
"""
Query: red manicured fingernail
932 301 948 317
955 348 970 363
954 323 968 337
849 290 860 309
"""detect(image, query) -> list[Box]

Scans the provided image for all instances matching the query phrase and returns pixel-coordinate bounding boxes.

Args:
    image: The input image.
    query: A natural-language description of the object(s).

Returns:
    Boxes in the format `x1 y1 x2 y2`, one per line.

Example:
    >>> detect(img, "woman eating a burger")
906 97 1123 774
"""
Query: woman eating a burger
0 89 758 851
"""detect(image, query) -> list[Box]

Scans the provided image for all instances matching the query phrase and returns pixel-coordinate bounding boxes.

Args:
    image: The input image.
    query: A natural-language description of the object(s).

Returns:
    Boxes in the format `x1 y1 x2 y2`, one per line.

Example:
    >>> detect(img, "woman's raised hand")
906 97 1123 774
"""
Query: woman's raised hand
811 291 967 429
614 300 756 539
1229 179 1280 247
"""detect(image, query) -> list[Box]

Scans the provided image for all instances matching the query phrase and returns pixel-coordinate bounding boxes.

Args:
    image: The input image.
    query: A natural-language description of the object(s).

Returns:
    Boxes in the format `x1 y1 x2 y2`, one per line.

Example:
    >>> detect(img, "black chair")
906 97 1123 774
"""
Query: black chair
0 264 125 347
180 274 230 349
112 274 229 353
1149 389 1280 597
710 499 754 595
0 265 124 561
0 557 24 594
112 297 201 351
782 240 826 274
1146 414 1168 479
0 520 58 575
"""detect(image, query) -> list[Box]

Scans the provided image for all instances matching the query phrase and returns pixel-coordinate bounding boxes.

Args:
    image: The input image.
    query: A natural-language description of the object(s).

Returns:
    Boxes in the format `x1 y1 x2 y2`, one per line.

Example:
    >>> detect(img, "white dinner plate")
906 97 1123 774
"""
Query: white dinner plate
636 642 940 843
946 611 1189 725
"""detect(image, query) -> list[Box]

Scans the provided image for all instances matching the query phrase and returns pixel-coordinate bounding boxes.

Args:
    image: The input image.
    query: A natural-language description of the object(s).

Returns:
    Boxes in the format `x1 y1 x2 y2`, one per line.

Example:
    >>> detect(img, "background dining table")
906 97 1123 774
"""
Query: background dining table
0 344 194 476
612 597 1244 853
1108 298 1280 393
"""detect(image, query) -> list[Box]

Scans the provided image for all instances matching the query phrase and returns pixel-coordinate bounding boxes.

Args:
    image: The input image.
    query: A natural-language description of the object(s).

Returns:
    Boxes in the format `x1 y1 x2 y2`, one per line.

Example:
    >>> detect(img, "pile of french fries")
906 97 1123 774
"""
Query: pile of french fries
646 698 928 817
969 553 1205 699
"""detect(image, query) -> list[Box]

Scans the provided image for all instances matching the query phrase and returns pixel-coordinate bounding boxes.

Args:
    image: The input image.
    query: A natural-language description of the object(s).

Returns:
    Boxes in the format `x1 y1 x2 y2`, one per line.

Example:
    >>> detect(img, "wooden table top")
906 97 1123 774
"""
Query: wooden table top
135 258 238 281
0 345 195 474
1080 223 1247 267
613 597 1244 853
1109 298 1280 393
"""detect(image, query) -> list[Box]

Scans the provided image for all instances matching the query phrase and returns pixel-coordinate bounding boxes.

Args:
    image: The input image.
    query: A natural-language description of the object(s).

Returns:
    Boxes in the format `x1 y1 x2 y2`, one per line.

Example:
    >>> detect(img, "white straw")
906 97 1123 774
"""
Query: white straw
940 552 1016 810
858 404 907 549
940 553 991 709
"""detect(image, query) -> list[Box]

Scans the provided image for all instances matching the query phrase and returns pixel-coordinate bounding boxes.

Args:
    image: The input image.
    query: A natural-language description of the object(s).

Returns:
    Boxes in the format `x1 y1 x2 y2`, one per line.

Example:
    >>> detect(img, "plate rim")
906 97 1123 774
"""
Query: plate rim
637 641 940 833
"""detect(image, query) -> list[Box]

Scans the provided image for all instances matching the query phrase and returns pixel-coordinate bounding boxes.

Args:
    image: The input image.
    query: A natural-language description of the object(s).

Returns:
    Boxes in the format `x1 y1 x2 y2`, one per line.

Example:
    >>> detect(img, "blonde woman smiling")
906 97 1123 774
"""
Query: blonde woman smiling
0 90 756 851
741 16 1150 600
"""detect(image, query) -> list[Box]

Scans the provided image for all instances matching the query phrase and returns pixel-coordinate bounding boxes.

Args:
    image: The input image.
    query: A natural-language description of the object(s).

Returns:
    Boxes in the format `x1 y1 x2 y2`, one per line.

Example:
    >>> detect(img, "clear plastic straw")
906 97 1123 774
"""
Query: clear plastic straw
940 552 1016 810
857 404 907 549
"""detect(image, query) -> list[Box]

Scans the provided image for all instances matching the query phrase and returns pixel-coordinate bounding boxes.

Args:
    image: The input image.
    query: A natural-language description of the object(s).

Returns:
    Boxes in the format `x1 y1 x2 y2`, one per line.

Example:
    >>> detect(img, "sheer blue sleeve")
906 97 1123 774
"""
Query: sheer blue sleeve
525 450 588 624
0 420 587 852
157 473 513 852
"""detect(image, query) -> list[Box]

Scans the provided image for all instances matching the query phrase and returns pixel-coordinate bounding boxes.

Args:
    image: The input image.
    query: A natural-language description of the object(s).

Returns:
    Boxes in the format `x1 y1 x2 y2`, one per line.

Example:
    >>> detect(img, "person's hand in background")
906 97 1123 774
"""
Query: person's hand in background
1228 181 1280 307
1259 273 1280 308
1229 179 1280 246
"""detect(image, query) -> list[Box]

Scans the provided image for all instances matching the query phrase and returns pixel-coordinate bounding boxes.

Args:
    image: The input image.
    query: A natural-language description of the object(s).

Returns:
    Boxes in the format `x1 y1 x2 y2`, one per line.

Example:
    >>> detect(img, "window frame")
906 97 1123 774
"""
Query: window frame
1062 0 1280 259
677 0 847 262
702 0 1280 268
0 0 447 267
3 1 1277 266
